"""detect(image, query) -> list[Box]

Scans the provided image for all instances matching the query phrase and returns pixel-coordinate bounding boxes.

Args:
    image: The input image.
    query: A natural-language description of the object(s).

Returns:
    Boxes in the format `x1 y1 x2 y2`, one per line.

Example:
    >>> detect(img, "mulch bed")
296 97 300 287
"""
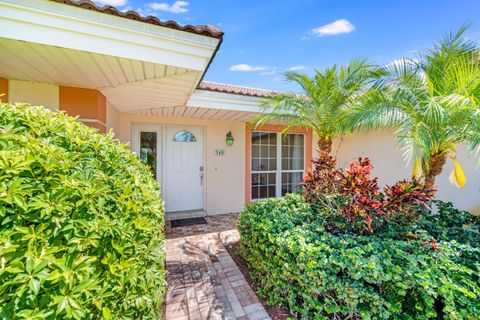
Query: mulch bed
223 240 294 320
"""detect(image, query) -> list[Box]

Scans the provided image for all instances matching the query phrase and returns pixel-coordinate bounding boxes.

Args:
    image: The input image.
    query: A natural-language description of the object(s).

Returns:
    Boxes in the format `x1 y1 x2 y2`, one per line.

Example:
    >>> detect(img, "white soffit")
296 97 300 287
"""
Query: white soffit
187 89 264 113
131 106 259 122
0 0 219 71
0 37 203 111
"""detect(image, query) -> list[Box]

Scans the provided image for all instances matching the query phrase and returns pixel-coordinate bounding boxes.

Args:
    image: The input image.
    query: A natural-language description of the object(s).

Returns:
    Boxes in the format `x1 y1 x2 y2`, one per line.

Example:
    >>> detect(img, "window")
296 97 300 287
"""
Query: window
173 130 196 142
281 134 304 195
251 132 277 199
251 132 305 200
140 131 157 179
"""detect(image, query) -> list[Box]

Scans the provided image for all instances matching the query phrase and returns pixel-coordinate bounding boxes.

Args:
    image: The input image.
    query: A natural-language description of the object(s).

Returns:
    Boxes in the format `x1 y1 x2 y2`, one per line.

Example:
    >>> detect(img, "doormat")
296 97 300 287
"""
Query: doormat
171 217 207 228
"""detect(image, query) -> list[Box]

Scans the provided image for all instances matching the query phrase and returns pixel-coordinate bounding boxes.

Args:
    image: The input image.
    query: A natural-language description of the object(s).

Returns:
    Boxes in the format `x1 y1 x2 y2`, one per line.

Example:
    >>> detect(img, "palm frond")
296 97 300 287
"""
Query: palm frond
256 59 379 140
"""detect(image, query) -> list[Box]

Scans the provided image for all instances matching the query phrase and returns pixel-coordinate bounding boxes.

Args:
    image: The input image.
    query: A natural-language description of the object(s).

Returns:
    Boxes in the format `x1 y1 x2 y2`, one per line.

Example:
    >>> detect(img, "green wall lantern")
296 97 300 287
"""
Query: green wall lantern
226 131 234 146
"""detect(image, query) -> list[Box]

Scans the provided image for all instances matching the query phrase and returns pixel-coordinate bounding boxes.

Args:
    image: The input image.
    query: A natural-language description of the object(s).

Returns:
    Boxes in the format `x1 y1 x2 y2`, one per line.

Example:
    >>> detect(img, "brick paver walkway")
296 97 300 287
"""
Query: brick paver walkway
165 214 270 320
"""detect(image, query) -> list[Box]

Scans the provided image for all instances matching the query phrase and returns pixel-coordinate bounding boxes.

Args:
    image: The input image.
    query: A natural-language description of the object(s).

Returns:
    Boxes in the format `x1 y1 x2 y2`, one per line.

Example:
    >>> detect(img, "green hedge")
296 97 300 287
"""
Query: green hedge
0 103 165 319
238 194 480 319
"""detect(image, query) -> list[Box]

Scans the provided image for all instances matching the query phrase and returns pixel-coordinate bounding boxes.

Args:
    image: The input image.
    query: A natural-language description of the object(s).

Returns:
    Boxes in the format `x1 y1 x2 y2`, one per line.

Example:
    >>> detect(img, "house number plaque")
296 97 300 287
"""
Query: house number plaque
214 149 225 156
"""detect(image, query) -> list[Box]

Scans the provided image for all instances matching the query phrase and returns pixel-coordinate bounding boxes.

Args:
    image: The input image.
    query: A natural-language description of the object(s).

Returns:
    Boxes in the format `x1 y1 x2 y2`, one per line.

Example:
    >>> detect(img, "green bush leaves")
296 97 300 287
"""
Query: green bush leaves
0 103 165 319
239 194 480 319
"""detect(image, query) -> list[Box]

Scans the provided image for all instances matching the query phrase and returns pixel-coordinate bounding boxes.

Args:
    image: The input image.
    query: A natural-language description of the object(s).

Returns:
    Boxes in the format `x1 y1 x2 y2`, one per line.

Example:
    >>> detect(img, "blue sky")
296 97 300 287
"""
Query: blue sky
95 0 480 91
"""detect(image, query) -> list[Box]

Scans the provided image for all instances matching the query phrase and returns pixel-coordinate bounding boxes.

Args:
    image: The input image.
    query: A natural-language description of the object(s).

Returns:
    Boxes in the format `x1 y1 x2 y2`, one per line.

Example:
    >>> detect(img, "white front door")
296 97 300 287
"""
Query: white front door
164 126 204 212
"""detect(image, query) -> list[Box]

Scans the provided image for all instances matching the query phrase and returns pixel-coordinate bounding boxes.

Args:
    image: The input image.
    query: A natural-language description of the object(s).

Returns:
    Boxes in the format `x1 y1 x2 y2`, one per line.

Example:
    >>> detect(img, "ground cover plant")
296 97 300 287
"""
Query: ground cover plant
239 153 480 319
0 102 165 319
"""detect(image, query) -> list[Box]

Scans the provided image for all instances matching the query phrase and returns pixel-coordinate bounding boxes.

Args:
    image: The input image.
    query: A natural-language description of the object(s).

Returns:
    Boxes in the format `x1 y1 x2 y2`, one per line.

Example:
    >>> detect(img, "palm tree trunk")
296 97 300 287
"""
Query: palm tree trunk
424 153 447 186
317 137 333 154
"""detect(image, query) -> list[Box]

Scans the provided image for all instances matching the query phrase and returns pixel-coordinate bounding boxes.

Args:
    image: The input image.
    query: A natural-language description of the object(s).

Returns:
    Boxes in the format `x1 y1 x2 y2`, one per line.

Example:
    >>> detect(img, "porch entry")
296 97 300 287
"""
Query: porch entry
132 123 204 212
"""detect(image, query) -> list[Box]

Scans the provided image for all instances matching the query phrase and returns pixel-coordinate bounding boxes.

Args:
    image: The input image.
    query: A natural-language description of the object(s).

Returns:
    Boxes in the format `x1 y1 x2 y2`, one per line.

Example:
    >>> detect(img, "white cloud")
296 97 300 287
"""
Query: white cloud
229 64 268 72
94 0 128 6
260 70 276 75
260 67 277 76
287 65 306 71
147 1 189 13
312 19 355 36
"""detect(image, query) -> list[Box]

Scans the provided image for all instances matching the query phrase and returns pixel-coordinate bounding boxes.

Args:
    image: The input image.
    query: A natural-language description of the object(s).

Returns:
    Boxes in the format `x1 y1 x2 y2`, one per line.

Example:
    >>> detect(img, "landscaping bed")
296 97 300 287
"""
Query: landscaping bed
238 153 480 319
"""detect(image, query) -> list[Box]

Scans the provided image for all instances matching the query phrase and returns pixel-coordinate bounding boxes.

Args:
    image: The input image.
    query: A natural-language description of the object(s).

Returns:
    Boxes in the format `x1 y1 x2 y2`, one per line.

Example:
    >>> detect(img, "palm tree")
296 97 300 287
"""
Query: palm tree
349 26 480 187
255 58 378 154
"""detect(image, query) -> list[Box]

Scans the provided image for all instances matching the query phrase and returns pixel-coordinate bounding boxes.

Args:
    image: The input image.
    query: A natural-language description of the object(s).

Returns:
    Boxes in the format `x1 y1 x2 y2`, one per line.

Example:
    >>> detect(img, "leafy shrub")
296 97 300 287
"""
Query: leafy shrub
422 200 480 247
0 103 165 319
302 152 435 235
239 194 480 319
420 200 480 270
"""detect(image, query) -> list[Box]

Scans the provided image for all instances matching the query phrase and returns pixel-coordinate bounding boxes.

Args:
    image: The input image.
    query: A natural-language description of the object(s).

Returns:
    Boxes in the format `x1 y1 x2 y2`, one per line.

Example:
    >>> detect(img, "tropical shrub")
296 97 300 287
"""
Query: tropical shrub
422 201 480 247
302 152 435 235
239 194 480 319
0 103 165 319
420 201 480 271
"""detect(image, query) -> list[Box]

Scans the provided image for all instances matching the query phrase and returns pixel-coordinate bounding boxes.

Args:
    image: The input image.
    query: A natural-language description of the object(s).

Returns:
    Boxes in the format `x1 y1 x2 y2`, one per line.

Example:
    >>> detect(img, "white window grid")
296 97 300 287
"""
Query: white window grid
251 131 305 200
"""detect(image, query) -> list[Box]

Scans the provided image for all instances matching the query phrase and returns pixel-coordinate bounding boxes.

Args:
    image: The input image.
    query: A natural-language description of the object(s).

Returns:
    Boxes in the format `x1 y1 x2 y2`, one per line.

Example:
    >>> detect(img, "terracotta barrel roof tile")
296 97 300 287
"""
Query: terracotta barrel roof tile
198 81 279 98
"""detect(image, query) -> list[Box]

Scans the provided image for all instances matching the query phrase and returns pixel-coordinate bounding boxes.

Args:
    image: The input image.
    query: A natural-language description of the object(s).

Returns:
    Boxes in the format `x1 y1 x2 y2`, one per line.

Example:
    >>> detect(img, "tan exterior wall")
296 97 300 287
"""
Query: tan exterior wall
117 113 246 215
312 131 480 213
8 80 59 110
106 102 120 134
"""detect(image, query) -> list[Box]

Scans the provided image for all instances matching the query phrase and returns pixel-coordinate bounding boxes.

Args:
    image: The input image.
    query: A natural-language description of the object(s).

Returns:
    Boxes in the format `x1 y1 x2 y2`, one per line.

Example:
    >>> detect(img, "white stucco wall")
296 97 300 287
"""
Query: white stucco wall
8 80 59 111
116 113 246 215
312 130 480 213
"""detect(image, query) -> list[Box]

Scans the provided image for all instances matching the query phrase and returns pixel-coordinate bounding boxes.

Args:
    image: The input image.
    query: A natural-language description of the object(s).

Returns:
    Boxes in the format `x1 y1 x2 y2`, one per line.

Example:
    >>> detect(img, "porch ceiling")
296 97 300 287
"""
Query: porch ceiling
0 37 201 112
0 0 221 112
130 106 259 122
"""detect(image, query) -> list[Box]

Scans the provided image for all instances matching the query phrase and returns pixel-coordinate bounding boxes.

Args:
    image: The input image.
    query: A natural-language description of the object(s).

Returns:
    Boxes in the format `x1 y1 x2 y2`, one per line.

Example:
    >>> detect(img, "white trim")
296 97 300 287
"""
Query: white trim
131 123 162 184
78 118 106 127
187 89 264 113
0 0 219 70
250 130 307 201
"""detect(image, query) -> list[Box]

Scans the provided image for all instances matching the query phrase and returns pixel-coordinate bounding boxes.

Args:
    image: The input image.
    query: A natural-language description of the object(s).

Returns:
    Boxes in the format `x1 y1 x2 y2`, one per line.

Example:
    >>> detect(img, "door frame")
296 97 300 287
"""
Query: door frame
131 122 207 212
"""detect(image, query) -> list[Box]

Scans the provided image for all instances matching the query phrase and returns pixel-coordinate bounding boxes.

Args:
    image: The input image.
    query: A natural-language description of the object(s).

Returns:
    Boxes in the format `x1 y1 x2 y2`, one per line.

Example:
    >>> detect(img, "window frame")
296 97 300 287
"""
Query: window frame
250 130 306 201
173 130 197 142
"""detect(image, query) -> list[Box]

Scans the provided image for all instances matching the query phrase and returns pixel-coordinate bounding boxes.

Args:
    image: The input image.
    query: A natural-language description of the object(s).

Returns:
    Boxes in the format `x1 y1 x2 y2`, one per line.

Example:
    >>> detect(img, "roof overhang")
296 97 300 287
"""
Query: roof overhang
187 89 264 113
0 0 222 112
127 89 264 122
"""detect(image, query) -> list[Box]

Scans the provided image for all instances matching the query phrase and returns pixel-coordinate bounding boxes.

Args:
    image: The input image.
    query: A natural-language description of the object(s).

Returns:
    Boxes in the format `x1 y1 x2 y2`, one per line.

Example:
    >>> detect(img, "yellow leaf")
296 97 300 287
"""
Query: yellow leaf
102 307 111 320
412 159 423 178
449 158 466 188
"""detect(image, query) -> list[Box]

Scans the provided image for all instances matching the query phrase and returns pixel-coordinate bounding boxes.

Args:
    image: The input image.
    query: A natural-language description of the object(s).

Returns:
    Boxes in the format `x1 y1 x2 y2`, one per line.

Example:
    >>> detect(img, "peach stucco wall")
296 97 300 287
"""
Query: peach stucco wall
116 113 246 215
2 80 107 132
313 130 480 213
0 78 8 102
59 86 106 132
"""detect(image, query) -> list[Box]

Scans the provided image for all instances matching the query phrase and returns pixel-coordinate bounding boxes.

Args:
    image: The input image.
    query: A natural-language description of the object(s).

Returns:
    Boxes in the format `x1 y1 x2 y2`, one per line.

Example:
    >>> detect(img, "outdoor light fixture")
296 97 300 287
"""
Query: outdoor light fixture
226 131 234 146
